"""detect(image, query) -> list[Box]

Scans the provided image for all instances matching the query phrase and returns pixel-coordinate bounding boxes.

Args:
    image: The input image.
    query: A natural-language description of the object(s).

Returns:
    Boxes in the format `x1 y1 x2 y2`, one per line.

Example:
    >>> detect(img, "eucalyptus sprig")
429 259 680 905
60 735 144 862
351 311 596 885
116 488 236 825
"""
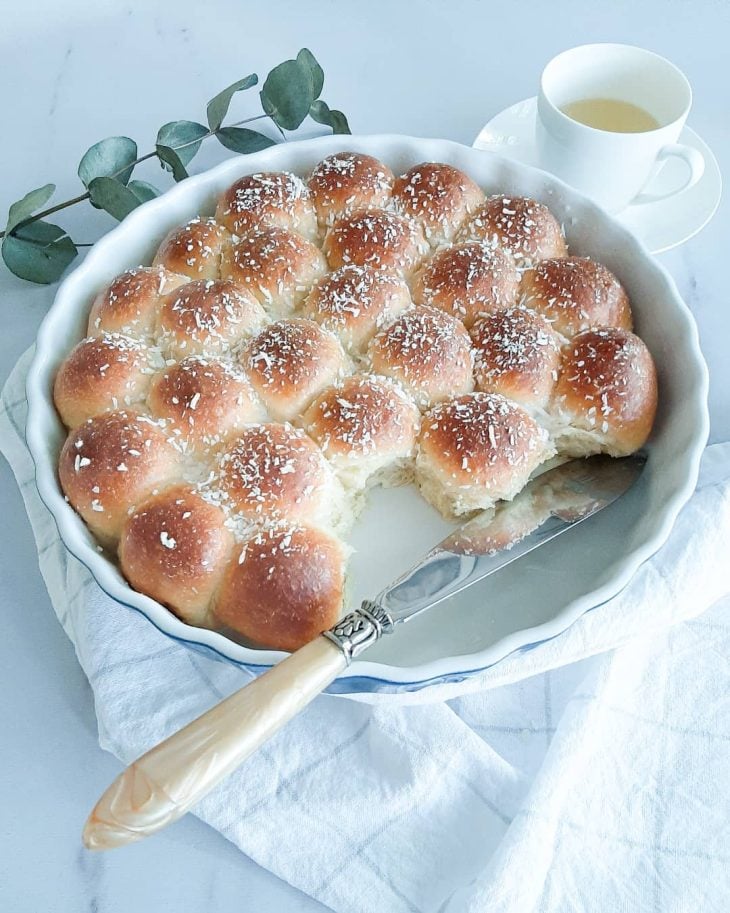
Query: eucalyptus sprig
2 49 350 285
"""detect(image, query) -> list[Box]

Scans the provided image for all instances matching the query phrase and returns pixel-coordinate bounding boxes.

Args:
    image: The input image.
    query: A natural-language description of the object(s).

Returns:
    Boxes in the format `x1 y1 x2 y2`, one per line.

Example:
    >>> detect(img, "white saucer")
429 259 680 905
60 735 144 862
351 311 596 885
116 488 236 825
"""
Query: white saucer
473 97 721 254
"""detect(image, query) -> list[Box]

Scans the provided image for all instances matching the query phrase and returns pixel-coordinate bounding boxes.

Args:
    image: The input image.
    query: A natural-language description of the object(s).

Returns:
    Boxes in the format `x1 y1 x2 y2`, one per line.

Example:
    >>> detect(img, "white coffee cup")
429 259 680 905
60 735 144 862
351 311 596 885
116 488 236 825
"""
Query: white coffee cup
535 44 705 213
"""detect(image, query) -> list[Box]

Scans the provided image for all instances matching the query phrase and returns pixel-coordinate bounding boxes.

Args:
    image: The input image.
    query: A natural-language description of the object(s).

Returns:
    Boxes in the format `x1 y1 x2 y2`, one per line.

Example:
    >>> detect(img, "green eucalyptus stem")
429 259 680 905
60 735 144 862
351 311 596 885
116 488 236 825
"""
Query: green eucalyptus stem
0 115 272 242
2 48 350 285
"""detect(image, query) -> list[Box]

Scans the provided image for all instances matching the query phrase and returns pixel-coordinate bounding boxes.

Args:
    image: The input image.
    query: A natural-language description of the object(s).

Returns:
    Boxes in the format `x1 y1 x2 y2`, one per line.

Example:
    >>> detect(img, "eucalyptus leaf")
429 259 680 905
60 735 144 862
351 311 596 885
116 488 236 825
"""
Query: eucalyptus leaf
78 137 138 189
260 57 316 131
206 74 258 132
297 48 324 100
127 180 161 203
87 177 143 221
156 121 209 166
5 184 56 235
2 221 77 284
309 100 351 135
156 145 188 182
216 127 276 154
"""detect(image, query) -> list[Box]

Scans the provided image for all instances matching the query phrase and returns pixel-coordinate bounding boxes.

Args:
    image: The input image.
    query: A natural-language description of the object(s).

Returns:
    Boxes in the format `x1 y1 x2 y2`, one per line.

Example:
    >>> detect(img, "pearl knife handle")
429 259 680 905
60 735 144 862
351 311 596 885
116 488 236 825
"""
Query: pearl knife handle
83 601 392 851
82 635 346 850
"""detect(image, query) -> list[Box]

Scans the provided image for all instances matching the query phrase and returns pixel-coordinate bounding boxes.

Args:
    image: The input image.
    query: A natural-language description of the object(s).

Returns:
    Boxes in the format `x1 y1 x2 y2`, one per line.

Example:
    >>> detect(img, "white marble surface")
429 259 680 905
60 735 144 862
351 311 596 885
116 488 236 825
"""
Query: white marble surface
0 1 727 909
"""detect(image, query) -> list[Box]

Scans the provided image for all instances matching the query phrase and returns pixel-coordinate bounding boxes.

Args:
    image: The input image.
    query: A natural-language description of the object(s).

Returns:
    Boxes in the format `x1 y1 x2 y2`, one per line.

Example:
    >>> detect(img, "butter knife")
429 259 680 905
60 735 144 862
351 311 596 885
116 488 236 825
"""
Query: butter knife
83 454 644 850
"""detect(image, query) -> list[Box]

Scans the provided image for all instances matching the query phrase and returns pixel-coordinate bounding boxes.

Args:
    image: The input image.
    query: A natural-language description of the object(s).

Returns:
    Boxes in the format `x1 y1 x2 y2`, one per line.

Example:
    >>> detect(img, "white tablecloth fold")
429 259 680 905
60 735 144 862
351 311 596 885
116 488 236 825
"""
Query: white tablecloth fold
3 348 729 913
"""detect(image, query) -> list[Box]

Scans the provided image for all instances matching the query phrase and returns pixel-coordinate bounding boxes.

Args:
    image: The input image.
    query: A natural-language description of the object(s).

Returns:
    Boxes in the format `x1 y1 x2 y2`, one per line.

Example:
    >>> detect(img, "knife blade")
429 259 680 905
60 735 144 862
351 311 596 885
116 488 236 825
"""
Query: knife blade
373 454 646 626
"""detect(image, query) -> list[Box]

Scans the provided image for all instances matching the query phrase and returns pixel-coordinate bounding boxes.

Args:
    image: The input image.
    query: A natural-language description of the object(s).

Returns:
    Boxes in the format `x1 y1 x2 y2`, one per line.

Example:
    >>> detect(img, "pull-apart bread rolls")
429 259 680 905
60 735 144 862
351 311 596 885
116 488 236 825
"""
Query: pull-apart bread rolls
368 305 474 409
88 266 188 336
243 318 350 422
58 410 181 546
416 392 554 518
54 332 161 429
152 217 232 280
551 328 657 457
147 355 265 453
220 226 327 316
324 208 428 275
308 152 394 229
215 170 318 242
303 374 420 492
302 264 412 356
54 152 658 652
156 278 267 357
411 240 520 329
119 484 233 627
458 195 568 262
392 162 485 247
519 257 632 337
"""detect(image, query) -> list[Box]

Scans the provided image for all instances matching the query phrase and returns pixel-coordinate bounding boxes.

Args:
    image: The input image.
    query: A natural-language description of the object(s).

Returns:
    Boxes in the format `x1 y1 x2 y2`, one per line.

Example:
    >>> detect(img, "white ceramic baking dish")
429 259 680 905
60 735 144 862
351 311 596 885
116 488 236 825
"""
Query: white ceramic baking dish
25 134 709 696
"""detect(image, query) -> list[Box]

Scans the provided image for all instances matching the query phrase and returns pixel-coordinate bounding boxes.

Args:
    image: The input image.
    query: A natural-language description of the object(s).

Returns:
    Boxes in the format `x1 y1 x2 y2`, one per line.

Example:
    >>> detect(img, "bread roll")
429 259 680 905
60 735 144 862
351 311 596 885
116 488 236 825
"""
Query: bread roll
368 305 474 409
213 423 345 529
54 333 161 429
215 171 318 241
221 226 327 317
58 410 181 545
119 484 233 626
519 256 633 337
323 208 428 276
156 279 267 358
551 328 657 457
88 266 188 337
213 524 346 651
303 374 420 491
301 264 412 356
411 240 520 328
471 307 561 409
152 217 232 280
148 355 265 453
308 152 394 229
457 195 568 262
416 392 554 517
243 319 349 422
392 162 485 247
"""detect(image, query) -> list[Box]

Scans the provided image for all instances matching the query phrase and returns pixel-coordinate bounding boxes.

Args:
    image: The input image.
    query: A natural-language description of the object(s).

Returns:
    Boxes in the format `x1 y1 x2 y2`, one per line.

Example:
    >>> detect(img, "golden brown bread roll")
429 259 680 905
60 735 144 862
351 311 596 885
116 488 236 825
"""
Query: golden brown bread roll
411 240 520 329
58 410 181 545
243 319 350 422
519 257 633 337
303 374 421 491
213 422 345 529
323 208 428 276
457 195 568 262
551 328 658 457
88 267 188 337
156 279 268 358
392 162 485 247
308 152 394 229
215 171 318 241
416 392 554 517
471 307 562 409
119 484 233 627
301 264 412 356
54 333 161 429
368 305 474 409
147 355 265 453
220 226 327 317
213 524 346 651
152 217 232 281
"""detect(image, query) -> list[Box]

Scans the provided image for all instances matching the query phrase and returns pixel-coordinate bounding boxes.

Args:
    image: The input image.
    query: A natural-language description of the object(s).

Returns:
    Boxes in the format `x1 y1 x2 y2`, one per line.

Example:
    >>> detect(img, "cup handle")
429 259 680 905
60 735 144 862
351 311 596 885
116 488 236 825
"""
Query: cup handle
632 143 705 206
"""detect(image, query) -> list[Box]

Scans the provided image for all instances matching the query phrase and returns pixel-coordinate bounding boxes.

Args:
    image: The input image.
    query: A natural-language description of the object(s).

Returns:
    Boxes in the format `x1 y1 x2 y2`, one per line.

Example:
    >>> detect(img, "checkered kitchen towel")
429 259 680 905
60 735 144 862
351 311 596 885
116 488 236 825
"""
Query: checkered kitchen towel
2 347 730 912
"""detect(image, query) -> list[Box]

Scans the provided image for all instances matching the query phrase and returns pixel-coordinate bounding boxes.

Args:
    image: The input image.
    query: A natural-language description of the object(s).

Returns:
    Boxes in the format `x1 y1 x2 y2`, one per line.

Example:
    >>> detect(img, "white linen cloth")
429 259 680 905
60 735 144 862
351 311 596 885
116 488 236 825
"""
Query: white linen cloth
2 347 729 913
